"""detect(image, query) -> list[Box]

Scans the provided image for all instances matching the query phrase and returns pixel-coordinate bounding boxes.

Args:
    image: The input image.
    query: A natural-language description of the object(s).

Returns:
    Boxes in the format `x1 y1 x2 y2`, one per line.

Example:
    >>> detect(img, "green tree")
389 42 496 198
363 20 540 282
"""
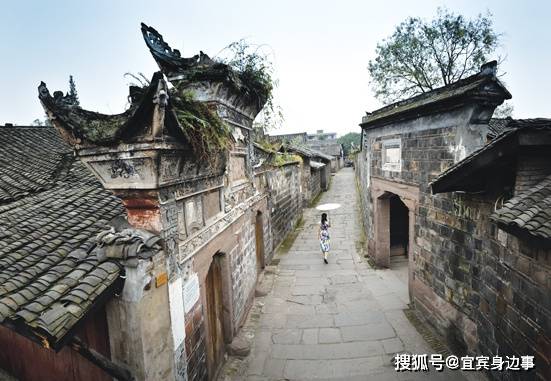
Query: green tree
368 8 501 103
68 75 80 106
338 132 361 156
218 39 283 134
31 117 52 126
492 101 513 118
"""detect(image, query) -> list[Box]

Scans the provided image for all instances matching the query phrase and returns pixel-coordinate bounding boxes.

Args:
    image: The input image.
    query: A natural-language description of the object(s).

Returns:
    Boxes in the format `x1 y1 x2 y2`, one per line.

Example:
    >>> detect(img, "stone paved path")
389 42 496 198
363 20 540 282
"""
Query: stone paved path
241 168 468 381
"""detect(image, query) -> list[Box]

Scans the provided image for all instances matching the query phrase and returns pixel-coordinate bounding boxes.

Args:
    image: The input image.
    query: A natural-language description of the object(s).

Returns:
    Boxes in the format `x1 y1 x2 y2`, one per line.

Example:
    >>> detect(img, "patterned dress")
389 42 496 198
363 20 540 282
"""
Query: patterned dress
320 222 330 253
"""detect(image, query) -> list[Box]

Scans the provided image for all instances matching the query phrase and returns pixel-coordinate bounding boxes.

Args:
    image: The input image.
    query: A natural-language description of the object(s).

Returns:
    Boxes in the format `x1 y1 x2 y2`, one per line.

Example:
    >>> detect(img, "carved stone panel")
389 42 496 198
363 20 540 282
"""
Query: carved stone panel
184 196 204 236
229 155 247 184
203 189 222 222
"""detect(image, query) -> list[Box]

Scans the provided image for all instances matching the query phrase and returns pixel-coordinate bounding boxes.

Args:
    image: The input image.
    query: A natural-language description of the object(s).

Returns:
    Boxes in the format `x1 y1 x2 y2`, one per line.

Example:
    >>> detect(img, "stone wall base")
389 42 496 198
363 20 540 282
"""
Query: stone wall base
412 277 478 355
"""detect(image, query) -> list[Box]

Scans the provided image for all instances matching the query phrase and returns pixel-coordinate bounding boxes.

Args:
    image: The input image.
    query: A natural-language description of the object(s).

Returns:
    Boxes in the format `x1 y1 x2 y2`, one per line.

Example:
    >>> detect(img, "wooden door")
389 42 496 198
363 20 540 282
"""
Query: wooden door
205 255 224 379
255 212 265 273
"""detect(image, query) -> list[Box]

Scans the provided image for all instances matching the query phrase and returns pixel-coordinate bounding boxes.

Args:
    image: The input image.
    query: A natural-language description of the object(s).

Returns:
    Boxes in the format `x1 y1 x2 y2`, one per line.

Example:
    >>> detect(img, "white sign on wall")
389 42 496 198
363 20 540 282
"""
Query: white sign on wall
183 273 200 314
168 277 186 349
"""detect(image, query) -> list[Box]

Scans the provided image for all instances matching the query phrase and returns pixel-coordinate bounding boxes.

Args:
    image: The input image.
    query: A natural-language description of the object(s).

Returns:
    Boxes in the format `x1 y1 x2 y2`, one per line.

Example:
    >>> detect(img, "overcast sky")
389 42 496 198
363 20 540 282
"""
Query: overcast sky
1 0 549 136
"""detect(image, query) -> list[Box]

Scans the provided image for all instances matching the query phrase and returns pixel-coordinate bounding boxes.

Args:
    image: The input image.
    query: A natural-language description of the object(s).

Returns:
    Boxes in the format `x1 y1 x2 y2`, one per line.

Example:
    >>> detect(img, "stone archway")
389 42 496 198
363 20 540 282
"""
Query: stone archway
371 177 419 302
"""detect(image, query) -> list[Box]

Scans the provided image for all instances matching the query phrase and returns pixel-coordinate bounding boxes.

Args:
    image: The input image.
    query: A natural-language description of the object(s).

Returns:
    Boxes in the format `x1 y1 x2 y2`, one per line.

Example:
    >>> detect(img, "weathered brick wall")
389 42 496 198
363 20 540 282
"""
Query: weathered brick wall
300 161 312 206
355 139 372 239
358 126 458 255
266 163 302 250
230 213 257 324
478 229 551 380
253 172 275 266
171 161 302 381
357 117 550 380
515 154 551 194
309 167 322 202
258 203 275 267
184 302 207 381
417 186 551 379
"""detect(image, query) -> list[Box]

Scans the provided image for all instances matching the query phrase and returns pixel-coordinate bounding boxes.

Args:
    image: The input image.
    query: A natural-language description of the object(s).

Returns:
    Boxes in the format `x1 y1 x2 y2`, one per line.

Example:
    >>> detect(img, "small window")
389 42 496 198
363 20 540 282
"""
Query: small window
382 139 401 172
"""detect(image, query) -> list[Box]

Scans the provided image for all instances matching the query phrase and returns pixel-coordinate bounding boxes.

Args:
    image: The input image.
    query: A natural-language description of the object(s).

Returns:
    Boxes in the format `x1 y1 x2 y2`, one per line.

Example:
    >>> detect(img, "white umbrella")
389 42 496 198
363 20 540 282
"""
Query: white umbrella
315 203 341 211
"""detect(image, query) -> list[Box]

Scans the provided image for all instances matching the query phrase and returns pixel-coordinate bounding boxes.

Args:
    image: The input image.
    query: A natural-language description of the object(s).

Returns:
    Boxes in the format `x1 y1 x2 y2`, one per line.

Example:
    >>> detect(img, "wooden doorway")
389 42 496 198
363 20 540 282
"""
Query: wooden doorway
255 211 265 273
389 195 409 257
205 253 225 380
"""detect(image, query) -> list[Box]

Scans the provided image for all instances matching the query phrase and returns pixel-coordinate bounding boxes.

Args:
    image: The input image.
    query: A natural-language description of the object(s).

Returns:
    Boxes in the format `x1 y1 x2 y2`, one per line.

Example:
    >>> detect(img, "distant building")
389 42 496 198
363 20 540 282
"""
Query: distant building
307 129 337 141
303 130 344 171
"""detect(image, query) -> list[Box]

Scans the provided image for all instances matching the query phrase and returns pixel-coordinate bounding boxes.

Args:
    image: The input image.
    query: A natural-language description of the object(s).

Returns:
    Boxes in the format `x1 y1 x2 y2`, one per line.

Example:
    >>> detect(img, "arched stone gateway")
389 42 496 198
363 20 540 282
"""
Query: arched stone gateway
371 177 419 302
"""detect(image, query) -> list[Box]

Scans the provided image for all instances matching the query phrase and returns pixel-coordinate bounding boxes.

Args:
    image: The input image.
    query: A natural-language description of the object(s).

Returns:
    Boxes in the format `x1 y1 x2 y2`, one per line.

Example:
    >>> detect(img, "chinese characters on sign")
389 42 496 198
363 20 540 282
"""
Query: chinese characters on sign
394 354 535 372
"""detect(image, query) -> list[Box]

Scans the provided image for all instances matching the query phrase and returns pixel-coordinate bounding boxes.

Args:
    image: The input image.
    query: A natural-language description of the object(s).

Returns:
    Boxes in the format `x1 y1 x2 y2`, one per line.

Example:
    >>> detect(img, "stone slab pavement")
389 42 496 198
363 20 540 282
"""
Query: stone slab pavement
224 168 474 381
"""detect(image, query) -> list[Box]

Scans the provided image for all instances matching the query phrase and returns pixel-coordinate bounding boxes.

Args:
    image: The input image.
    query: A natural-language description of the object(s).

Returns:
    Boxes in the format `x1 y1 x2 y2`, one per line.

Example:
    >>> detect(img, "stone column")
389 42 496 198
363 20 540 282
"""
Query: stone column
106 253 176 381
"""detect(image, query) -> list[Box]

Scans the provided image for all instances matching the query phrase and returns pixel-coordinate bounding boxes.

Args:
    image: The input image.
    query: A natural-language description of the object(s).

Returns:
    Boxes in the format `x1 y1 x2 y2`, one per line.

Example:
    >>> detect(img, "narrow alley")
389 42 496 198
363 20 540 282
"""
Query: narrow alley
229 168 467 380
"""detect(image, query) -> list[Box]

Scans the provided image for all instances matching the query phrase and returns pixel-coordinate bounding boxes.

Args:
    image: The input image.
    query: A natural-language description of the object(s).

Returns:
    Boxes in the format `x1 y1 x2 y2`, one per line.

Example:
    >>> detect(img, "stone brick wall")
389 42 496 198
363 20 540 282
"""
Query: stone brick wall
183 302 207 381
478 229 551 380
160 158 301 381
358 124 461 255
258 203 274 268
515 154 551 194
230 212 258 325
309 167 322 202
266 163 302 250
299 161 312 207
357 112 550 380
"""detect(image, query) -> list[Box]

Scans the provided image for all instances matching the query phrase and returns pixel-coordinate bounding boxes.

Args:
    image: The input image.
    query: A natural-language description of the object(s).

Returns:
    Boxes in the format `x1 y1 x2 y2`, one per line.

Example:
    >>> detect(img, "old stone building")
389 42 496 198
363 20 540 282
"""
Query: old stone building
279 143 332 206
267 131 344 172
307 129 337 141
306 141 344 172
0 24 310 381
304 129 344 171
356 61 550 380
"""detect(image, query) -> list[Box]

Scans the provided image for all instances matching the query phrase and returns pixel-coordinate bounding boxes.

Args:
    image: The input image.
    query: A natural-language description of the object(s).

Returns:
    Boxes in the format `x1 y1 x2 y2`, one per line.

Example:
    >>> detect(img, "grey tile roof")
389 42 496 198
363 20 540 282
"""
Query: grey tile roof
0 127 130 348
491 174 551 241
487 117 514 139
0 126 72 204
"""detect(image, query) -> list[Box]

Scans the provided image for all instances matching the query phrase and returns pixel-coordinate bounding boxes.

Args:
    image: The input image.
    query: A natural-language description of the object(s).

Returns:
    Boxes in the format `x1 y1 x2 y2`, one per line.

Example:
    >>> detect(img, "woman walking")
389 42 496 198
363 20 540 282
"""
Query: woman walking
319 213 331 264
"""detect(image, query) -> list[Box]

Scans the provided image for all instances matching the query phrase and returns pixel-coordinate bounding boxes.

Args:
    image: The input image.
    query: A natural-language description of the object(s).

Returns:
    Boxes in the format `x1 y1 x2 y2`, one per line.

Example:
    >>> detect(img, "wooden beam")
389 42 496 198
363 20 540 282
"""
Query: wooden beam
70 336 134 381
